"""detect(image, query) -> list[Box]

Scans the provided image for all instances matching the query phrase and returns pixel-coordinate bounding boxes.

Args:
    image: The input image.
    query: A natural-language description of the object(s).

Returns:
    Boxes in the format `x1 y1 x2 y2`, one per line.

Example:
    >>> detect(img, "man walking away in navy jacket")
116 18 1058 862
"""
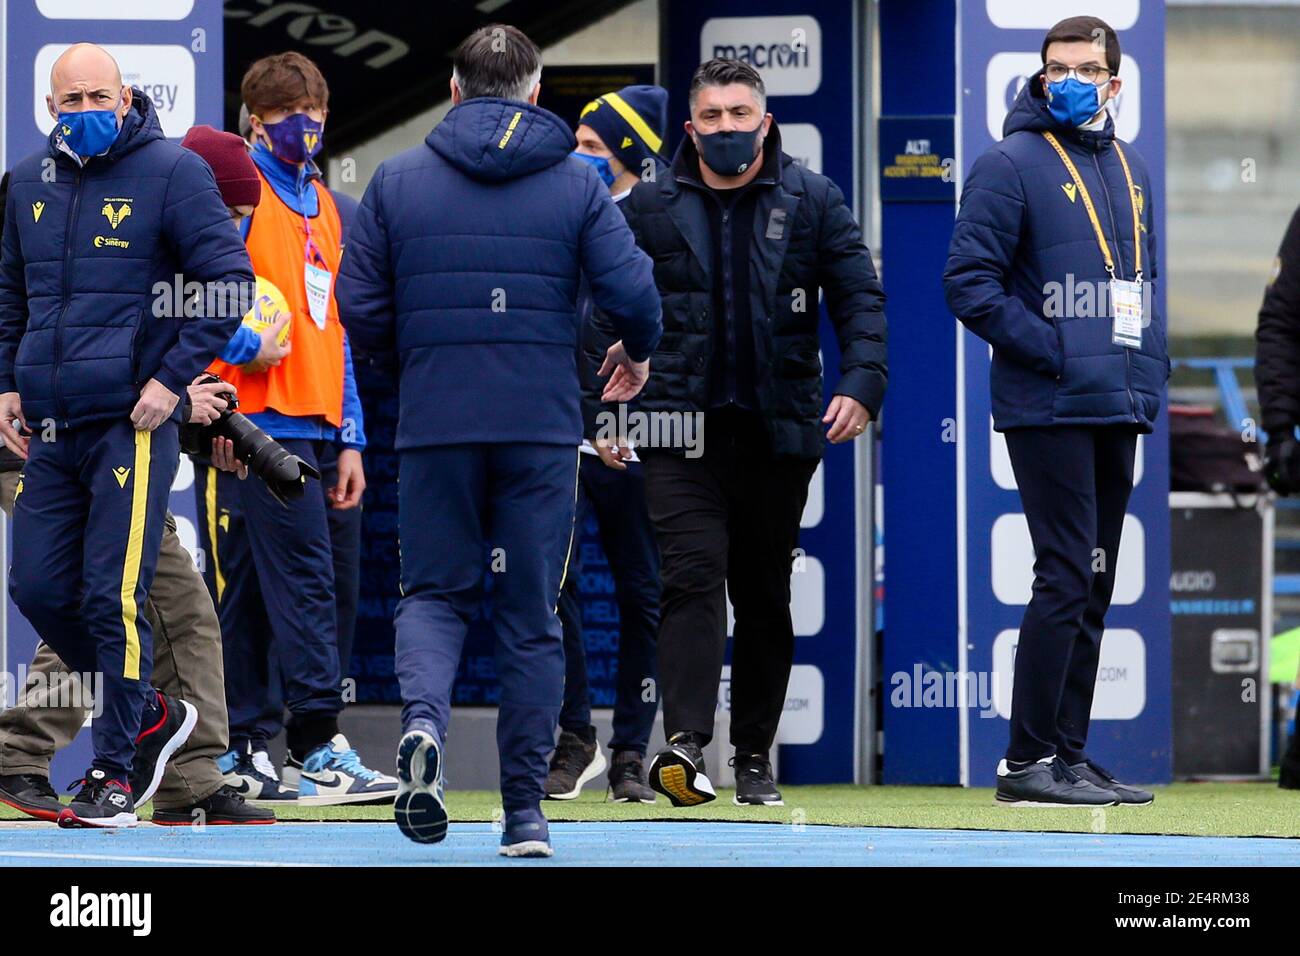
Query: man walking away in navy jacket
338 24 662 857
944 17 1167 807
0 44 252 827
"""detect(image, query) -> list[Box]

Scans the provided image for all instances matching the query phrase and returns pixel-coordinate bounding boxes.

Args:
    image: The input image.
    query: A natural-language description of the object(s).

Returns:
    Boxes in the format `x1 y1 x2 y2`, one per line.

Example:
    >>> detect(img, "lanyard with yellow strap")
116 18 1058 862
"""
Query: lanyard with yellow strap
1040 131 1142 282
1042 130 1146 349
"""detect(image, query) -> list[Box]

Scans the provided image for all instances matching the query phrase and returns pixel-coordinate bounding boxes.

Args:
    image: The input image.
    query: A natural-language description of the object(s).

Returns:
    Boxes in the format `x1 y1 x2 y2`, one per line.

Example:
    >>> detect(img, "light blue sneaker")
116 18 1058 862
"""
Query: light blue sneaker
394 722 448 845
296 734 398 806
217 748 240 776
498 807 553 858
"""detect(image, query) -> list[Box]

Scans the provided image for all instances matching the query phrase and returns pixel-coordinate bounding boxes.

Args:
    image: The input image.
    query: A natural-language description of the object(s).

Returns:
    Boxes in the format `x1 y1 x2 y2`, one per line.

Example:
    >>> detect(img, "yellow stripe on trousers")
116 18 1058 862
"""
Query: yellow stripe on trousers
120 430 151 680
205 466 225 602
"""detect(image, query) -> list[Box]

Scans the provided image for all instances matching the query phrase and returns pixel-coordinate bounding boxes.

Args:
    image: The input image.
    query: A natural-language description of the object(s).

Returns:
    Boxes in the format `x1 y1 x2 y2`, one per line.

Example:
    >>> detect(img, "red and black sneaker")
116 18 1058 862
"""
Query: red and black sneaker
0 773 63 821
57 768 137 829
128 690 198 807
151 784 276 826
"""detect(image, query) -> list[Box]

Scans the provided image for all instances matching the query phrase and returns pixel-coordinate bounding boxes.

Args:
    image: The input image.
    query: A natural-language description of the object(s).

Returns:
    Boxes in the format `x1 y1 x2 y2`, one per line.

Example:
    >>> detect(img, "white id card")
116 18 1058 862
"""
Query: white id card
304 261 332 330
1110 279 1143 349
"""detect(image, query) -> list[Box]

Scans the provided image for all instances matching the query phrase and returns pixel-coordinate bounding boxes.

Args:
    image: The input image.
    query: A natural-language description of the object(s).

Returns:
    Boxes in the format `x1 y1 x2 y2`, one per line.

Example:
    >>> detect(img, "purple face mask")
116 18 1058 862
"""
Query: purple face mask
260 112 324 163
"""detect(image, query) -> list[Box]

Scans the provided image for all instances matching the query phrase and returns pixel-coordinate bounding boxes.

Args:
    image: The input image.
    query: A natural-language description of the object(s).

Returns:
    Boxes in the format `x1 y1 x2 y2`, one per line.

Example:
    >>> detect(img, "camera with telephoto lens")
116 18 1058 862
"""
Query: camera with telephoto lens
180 374 321 506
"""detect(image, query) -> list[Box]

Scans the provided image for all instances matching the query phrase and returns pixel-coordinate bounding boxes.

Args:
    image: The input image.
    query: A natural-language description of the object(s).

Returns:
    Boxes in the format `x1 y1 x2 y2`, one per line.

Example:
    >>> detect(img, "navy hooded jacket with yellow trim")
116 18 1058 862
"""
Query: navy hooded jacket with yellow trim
337 97 662 450
0 89 253 428
944 73 1168 432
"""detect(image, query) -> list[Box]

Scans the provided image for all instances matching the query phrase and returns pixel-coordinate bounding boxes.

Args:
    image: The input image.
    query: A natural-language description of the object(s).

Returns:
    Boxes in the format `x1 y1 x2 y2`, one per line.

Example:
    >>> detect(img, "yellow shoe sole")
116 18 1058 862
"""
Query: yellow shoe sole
657 764 709 807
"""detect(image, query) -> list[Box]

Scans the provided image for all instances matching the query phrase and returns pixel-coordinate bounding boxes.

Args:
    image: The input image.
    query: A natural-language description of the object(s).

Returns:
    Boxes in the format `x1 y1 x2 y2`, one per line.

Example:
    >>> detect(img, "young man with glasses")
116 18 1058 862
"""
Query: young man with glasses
944 16 1167 806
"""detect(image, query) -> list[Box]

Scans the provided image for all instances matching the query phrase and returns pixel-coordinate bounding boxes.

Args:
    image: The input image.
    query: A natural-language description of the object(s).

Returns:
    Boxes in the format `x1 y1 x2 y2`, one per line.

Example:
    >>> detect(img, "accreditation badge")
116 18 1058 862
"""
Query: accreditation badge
304 261 332 331
1110 278 1143 349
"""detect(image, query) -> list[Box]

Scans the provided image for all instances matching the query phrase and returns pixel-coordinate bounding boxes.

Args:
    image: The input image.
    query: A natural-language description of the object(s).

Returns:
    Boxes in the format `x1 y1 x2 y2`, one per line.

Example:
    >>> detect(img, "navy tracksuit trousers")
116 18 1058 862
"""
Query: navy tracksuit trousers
1002 426 1138 766
194 439 343 756
195 443 361 752
10 419 179 778
557 453 660 755
395 443 576 813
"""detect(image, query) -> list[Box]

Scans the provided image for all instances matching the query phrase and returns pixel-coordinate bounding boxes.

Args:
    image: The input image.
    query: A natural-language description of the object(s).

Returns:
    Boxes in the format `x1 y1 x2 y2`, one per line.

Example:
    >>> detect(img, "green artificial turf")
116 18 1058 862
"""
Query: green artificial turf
269 783 1300 837
9 782 1290 838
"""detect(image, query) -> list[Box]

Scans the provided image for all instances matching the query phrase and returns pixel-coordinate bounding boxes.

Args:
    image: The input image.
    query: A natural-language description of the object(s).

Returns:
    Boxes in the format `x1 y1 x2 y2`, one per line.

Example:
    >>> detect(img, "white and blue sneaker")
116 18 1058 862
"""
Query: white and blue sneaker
498 808 553 858
294 734 399 806
394 722 448 844
219 746 297 806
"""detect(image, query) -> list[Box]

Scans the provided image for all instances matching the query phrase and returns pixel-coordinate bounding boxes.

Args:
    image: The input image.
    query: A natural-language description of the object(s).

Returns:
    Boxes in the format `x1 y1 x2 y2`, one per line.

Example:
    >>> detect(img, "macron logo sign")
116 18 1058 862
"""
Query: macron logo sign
700 15 822 96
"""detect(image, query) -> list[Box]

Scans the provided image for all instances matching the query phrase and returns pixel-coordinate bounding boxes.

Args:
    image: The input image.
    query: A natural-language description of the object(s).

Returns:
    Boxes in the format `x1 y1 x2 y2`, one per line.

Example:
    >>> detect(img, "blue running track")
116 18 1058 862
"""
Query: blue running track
1 822 1298 866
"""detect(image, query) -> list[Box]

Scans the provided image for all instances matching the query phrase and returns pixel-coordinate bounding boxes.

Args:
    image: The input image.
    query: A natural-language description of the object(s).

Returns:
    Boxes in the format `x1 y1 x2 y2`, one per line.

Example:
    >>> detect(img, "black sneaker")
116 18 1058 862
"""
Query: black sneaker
1070 759 1154 805
151 786 277 826
731 751 784 806
129 690 198 807
544 728 607 800
648 731 716 807
58 769 137 828
0 773 62 822
995 756 1119 807
607 750 655 804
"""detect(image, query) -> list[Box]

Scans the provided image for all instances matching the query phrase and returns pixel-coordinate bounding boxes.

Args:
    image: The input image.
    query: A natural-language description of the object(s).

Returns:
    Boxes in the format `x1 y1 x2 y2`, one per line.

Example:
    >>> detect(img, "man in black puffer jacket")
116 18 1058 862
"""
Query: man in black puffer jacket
620 58 887 809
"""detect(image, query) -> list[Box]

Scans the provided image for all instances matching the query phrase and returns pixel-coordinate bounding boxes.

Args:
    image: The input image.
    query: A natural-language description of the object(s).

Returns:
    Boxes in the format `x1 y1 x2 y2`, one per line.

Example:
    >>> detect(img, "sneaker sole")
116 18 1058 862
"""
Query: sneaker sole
649 750 716 807
994 795 1119 808
136 700 199 807
57 810 138 829
733 795 785 807
394 731 448 845
297 787 399 807
606 791 657 804
498 840 554 858
150 815 277 826
544 743 609 800
0 792 62 823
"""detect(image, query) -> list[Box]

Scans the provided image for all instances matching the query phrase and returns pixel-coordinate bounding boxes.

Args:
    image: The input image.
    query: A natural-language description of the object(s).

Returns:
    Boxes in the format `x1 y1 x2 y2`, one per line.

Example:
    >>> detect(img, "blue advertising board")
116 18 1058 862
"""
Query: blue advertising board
1 0 225 783
663 0 867 783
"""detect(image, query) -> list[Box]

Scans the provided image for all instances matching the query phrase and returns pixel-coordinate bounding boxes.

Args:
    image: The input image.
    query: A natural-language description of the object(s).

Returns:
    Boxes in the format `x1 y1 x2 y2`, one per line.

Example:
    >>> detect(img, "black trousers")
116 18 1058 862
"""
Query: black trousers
557 454 661 754
1003 425 1138 765
641 407 816 754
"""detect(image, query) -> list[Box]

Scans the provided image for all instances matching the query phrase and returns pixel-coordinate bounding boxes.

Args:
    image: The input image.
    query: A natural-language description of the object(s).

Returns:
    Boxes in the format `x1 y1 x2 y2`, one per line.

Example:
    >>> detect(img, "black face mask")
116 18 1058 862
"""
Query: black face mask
694 126 762 176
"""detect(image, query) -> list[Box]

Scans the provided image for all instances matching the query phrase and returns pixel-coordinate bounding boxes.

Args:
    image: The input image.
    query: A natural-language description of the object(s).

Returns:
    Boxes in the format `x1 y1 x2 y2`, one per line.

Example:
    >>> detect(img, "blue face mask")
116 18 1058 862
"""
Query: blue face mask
573 151 616 188
1045 76 1103 128
57 96 122 158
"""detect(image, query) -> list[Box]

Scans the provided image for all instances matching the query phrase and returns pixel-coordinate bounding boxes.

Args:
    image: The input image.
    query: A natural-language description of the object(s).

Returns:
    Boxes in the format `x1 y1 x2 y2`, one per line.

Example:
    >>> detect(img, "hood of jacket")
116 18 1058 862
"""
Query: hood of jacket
47 86 166 163
1003 70 1115 151
426 97 577 183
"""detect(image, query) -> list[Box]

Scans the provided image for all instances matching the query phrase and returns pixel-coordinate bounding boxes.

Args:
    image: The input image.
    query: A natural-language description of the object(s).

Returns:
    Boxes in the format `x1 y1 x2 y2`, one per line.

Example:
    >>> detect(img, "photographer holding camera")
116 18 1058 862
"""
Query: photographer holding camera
1254 204 1300 789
